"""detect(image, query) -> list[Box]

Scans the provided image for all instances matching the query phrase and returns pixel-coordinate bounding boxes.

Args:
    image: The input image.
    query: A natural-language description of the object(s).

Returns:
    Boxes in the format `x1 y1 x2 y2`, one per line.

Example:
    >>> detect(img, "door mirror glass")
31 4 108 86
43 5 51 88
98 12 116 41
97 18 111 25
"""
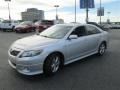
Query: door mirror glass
69 35 78 39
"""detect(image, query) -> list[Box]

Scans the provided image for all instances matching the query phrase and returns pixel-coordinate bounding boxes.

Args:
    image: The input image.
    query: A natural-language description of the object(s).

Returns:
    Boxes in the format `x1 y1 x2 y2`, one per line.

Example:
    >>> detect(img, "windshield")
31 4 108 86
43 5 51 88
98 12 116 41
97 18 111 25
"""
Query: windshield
20 21 32 25
39 25 73 39
2 20 11 23
35 20 54 25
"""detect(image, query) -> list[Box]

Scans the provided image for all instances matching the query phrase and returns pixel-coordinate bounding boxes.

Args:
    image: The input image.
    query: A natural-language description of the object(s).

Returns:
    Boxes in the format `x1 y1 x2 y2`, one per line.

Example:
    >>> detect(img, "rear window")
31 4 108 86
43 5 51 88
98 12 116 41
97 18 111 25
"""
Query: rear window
20 21 33 25
41 21 54 25
35 20 54 25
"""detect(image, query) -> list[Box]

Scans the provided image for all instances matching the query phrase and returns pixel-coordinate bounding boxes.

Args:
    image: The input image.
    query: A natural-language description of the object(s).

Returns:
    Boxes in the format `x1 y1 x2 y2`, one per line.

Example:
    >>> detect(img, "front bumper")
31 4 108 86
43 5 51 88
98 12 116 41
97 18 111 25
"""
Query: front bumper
8 59 43 75
1 26 13 29
8 51 47 75
14 28 26 32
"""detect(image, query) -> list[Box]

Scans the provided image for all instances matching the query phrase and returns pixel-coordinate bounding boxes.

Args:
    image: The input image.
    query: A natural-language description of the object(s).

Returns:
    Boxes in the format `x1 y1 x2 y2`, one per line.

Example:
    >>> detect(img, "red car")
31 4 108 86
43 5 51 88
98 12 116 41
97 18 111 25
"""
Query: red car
14 21 35 33
35 20 54 32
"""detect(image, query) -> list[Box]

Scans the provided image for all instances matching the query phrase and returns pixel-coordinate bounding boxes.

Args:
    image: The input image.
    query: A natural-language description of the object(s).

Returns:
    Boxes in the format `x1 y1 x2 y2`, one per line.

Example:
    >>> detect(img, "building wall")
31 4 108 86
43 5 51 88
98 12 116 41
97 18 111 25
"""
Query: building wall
21 8 44 22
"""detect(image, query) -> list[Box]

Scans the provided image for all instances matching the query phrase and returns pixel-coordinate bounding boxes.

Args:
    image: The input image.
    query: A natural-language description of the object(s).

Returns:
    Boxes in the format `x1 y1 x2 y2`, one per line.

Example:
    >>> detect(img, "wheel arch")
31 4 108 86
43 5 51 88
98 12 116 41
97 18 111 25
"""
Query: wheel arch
101 41 107 49
44 51 65 66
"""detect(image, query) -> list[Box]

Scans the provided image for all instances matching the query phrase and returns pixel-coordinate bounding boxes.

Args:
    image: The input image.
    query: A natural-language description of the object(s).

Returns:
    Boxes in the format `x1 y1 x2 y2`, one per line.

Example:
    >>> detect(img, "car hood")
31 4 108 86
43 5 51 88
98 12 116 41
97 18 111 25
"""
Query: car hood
12 35 59 50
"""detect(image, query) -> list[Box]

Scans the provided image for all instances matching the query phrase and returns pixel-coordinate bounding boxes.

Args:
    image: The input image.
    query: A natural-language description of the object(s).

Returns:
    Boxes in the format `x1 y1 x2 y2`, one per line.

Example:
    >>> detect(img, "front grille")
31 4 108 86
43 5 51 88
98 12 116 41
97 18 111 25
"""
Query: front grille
10 50 20 56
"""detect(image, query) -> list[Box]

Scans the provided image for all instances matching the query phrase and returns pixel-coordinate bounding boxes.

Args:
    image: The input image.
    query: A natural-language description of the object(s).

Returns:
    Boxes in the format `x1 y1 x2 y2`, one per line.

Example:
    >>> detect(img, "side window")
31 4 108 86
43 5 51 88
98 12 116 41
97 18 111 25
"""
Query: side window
86 25 101 35
71 26 86 37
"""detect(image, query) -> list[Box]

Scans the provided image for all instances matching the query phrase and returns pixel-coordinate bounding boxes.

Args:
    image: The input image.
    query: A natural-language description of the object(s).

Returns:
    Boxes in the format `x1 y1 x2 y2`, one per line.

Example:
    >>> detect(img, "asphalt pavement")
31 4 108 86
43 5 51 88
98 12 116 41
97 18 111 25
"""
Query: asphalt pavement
0 30 120 90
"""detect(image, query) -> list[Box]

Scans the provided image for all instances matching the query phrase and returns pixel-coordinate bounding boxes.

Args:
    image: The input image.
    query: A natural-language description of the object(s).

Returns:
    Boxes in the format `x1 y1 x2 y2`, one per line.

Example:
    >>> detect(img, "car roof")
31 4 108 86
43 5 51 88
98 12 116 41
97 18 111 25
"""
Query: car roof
56 23 82 26
56 23 94 27
56 23 103 31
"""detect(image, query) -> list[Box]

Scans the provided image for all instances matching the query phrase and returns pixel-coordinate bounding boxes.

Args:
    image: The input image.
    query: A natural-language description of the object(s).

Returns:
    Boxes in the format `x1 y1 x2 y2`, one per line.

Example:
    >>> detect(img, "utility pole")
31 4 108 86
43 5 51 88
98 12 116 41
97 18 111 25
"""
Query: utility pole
54 5 59 21
75 0 77 23
5 0 11 22
86 0 89 23
100 0 102 25
107 12 111 23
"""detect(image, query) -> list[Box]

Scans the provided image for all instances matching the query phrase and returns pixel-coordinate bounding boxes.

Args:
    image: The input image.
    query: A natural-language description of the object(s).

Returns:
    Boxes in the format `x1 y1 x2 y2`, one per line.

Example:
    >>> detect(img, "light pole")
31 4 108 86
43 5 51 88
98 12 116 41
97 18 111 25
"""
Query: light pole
107 12 111 23
5 0 11 22
75 0 76 23
54 5 59 20
86 0 89 23
100 0 102 25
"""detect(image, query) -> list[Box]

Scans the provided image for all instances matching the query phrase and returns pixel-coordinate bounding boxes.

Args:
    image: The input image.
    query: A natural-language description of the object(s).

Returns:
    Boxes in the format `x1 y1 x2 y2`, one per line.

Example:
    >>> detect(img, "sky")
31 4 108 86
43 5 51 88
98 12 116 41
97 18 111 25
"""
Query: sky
0 0 120 23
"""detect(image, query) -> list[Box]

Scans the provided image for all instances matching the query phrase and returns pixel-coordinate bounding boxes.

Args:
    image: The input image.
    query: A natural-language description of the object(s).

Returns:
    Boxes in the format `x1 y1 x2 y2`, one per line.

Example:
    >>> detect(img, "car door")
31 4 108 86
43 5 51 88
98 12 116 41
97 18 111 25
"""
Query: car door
66 26 88 61
85 25 102 54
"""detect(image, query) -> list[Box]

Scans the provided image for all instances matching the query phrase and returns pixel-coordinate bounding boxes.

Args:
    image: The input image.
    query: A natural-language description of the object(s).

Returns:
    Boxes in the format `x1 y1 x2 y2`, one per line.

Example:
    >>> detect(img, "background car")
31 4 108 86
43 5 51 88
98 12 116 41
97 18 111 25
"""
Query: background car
35 20 54 32
0 18 4 30
14 21 35 33
87 22 111 31
0 20 19 31
101 24 112 30
111 24 120 29
87 22 104 29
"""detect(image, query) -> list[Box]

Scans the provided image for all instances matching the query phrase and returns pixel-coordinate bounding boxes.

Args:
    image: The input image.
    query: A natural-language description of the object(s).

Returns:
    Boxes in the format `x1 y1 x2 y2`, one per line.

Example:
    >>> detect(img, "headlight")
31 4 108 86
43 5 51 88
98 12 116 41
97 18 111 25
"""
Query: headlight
20 50 43 58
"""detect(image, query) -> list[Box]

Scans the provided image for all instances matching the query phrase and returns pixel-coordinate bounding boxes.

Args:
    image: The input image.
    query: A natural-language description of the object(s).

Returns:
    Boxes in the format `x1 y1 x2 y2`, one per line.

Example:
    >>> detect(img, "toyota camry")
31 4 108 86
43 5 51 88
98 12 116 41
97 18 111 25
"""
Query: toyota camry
8 24 109 76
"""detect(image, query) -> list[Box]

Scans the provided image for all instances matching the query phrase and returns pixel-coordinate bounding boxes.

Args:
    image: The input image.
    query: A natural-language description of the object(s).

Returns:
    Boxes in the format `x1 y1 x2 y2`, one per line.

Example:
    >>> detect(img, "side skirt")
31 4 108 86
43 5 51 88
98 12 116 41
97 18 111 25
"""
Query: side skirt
64 51 98 65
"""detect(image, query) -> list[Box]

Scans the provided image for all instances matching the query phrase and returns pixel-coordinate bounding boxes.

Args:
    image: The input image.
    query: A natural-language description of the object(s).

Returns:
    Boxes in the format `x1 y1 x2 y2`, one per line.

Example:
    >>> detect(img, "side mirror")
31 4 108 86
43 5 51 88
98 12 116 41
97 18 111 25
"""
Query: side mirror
69 35 78 39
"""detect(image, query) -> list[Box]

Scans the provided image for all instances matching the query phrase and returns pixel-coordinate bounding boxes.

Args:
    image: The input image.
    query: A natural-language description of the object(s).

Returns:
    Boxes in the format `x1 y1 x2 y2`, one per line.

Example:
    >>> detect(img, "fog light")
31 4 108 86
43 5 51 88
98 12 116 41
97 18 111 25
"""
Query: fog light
18 66 30 73
22 68 30 73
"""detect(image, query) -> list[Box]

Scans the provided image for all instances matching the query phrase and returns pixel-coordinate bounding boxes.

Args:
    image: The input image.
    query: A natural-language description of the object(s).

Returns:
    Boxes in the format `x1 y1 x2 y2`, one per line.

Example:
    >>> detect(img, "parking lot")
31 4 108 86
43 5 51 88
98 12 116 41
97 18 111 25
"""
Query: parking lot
0 30 120 90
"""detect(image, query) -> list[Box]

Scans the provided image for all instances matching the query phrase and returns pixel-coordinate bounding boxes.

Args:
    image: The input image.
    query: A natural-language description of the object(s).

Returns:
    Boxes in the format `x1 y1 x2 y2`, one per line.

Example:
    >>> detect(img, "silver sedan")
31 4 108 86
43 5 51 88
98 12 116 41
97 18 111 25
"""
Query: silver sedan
8 24 109 76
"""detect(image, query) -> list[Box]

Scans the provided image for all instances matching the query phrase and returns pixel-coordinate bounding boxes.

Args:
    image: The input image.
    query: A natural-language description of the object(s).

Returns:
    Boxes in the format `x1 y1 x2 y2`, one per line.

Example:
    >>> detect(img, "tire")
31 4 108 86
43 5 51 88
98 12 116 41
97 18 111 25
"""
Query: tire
12 26 15 32
2 29 6 32
98 43 106 56
15 30 19 33
43 53 61 76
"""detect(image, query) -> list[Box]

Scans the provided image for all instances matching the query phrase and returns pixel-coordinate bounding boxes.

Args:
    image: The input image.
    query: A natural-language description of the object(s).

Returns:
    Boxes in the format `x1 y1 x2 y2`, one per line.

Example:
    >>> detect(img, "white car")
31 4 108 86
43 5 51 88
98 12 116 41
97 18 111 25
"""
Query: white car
0 18 4 30
101 24 112 31
111 24 120 29
0 20 19 31
8 24 109 76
